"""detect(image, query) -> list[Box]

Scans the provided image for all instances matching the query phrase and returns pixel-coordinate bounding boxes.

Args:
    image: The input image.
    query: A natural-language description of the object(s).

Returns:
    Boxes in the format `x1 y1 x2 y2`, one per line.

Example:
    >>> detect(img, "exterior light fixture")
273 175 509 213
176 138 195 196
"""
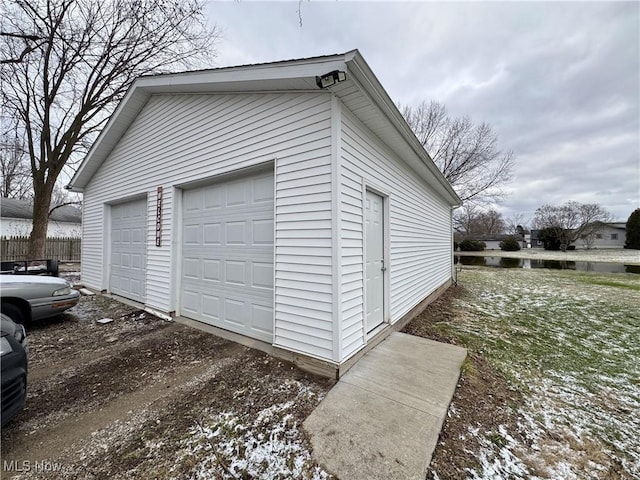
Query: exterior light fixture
316 70 347 89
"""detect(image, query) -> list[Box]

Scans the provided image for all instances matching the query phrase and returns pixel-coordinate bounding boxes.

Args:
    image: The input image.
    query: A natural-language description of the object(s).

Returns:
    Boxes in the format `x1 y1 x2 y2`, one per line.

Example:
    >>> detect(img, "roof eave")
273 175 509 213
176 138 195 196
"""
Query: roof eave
344 52 461 207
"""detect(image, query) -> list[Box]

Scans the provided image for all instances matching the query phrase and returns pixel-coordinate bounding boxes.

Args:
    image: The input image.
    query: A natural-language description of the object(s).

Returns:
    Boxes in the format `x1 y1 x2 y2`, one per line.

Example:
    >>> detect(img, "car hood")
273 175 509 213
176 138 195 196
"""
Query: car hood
0 275 70 288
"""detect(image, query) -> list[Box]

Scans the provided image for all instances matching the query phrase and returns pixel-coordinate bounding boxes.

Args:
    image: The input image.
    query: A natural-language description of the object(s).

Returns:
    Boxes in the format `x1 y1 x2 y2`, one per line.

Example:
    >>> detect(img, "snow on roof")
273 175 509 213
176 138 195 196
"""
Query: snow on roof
1 197 81 223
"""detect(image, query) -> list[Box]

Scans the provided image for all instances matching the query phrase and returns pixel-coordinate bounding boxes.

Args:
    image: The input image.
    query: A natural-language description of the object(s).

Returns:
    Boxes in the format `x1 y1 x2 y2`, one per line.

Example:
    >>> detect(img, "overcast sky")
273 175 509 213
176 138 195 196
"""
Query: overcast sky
205 1 639 223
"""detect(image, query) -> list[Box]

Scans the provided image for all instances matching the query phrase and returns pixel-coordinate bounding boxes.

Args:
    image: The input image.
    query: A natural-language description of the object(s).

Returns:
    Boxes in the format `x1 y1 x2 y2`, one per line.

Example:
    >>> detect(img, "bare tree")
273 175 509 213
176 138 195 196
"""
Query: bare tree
0 127 31 199
579 221 606 250
533 201 612 251
1 0 218 257
505 212 529 236
402 100 514 205
453 204 479 235
454 206 505 236
473 209 505 235
50 184 80 208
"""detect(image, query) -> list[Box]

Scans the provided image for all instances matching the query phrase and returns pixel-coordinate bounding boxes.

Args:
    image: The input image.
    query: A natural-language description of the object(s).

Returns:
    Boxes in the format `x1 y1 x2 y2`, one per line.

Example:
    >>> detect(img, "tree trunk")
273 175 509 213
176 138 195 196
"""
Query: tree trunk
28 182 55 258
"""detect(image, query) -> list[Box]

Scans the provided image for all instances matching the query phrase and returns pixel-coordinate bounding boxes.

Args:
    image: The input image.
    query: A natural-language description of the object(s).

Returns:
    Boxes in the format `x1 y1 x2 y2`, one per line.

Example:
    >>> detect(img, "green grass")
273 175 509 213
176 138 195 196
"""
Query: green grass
579 278 640 290
445 267 640 478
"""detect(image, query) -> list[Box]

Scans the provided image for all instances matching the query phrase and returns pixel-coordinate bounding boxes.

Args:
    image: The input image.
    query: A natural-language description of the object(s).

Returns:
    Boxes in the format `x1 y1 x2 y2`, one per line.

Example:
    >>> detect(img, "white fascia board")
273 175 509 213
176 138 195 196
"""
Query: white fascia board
135 56 348 92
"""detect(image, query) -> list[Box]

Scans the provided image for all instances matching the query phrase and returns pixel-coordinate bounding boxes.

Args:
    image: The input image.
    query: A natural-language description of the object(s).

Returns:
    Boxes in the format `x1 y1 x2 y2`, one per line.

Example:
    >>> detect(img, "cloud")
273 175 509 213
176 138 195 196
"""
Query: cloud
206 1 639 222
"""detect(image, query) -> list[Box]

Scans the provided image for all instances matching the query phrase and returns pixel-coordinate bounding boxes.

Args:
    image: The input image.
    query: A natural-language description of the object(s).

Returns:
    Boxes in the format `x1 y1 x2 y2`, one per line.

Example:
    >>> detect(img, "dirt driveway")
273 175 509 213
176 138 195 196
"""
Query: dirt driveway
1 295 334 479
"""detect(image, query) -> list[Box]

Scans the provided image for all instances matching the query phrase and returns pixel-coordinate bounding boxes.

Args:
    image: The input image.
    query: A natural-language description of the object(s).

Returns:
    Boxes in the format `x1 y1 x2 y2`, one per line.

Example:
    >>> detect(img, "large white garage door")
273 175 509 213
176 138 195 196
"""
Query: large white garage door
110 198 147 303
181 170 274 342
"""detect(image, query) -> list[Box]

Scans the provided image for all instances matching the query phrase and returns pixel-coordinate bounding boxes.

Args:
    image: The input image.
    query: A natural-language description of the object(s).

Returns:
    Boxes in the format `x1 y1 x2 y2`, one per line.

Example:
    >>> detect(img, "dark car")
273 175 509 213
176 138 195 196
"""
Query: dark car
1 313 28 427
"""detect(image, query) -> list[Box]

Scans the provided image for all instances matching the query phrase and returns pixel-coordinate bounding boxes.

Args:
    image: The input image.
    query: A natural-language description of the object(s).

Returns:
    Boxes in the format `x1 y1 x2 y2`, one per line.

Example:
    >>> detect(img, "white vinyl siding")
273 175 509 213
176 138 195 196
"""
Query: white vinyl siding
340 162 365 359
339 108 453 360
274 146 335 360
82 92 333 323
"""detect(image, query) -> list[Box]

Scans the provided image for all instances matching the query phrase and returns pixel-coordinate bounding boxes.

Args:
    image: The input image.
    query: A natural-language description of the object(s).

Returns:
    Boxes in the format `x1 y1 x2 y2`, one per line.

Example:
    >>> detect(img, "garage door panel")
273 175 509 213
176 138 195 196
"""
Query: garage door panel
225 180 246 206
182 290 199 314
204 223 222 244
253 175 274 203
184 189 202 211
224 298 245 325
131 253 143 269
203 260 221 281
252 304 273 334
131 228 144 243
184 224 200 244
202 294 221 320
252 262 273 289
130 279 143 298
253 219 274 245
226 222 247 245
181 170 274 342
225 260 246 285
204 186 222 209
183 257 200 279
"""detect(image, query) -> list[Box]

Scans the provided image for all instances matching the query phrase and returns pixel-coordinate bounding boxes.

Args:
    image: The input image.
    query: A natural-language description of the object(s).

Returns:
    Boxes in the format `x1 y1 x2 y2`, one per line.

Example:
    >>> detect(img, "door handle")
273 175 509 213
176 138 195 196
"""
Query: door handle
381 259 387 272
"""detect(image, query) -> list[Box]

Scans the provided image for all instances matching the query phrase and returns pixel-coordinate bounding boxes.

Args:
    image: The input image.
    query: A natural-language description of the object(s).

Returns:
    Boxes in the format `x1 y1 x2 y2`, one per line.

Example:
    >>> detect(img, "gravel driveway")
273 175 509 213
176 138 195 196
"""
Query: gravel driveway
1 294 334 479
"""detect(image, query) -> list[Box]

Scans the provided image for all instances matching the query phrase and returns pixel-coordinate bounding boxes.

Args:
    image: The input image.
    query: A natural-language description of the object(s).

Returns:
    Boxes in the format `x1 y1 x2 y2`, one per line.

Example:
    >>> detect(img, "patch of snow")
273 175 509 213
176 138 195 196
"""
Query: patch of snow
170 382 330 479
465 424 530 480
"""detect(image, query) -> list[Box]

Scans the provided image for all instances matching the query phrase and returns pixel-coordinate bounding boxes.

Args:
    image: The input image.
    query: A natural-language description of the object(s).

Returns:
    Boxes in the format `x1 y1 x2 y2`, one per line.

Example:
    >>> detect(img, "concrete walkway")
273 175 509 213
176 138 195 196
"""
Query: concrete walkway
303 332 467 480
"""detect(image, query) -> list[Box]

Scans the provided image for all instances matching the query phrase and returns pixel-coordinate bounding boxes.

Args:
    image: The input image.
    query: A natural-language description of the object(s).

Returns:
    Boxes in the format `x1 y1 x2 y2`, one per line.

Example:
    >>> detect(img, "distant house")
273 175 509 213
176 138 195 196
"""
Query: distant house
530 229 544 249
585 222 626 249
0 198 82 238
530 223 627 250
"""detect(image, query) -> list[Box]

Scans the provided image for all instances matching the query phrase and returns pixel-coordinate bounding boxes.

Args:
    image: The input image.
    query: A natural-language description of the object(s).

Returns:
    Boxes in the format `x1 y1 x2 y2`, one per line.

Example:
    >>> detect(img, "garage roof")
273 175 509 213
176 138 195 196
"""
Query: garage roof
67 50 461 206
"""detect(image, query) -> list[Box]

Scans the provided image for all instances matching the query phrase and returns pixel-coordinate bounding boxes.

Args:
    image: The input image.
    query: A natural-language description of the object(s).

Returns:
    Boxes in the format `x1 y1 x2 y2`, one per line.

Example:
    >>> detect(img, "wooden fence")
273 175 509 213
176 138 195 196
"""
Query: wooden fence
0 236 81 262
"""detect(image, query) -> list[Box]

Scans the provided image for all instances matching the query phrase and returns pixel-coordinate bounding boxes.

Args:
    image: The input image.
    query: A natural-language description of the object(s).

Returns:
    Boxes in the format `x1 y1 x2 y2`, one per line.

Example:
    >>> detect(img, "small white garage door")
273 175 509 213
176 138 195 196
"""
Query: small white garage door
110 198 147 303
181 169 274 342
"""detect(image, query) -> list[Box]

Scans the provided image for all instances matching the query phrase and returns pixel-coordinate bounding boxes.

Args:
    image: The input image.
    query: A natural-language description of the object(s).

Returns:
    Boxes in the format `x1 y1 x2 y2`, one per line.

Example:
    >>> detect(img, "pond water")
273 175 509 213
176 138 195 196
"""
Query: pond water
455 255 640 275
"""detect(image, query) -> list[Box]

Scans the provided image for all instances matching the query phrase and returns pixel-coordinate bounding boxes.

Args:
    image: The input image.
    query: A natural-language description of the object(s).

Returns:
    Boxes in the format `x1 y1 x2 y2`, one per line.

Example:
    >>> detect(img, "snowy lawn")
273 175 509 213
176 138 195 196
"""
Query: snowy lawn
437 267 639 479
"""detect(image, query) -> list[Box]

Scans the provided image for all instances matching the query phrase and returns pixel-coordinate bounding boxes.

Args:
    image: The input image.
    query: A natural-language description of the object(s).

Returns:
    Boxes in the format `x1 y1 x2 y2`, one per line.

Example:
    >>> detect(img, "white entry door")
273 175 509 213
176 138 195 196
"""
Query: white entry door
180 169 274 342
365 190 385 333
110 198 147 303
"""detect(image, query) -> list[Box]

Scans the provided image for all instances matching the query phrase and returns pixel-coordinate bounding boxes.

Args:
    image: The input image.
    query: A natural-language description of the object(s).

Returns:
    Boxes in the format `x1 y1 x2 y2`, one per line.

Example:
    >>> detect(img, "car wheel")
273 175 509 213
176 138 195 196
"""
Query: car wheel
1 303 25 324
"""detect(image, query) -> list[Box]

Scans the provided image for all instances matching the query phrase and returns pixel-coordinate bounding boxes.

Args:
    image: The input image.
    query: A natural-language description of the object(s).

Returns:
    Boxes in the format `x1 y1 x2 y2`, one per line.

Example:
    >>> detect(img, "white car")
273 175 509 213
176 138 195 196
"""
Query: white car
0 275 80 324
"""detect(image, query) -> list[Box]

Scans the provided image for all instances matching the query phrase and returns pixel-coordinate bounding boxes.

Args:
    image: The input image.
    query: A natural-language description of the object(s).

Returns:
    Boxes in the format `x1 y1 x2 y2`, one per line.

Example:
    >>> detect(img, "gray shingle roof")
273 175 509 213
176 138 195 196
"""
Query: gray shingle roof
1 198 81 223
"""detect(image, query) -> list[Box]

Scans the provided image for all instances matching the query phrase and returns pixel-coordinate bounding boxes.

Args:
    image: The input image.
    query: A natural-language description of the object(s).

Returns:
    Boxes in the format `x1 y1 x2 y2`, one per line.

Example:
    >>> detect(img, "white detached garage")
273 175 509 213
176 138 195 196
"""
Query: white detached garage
68 50 461 377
